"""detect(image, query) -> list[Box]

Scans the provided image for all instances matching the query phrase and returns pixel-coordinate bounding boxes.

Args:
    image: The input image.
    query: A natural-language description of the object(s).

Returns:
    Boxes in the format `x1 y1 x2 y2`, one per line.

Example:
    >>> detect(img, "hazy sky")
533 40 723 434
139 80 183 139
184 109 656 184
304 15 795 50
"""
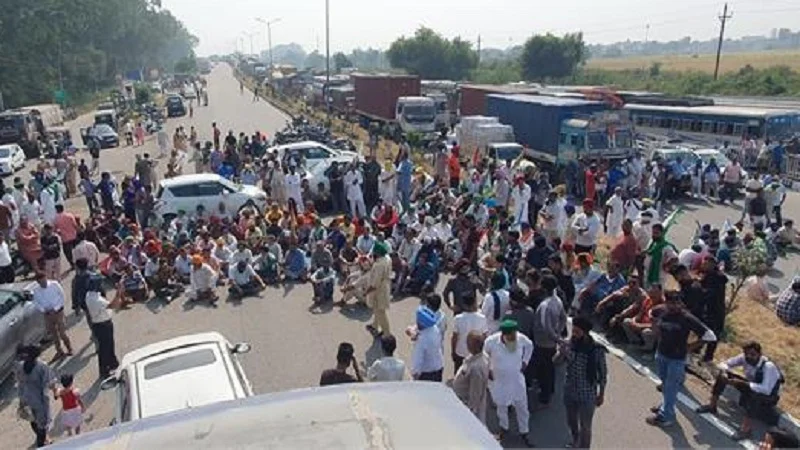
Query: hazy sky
161 0 800 56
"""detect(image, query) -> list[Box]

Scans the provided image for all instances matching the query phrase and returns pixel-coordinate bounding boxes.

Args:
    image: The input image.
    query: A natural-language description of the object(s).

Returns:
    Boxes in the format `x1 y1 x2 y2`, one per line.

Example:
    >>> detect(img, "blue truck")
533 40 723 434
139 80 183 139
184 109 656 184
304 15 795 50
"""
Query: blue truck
486 94 636 165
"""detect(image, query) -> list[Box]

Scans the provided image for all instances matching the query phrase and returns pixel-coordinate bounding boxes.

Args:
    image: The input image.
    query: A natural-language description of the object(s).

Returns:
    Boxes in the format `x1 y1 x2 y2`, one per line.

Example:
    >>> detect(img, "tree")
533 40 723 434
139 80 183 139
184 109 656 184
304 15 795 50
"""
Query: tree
519 33 585 81
333 52 353 72
387 27 478 80
174 54 197 74
304 51 326 70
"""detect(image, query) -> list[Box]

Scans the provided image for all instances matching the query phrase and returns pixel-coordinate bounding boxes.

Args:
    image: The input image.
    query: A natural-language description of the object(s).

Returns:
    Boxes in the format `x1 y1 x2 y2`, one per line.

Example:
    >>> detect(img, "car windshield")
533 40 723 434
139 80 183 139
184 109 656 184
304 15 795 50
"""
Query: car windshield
696 151 731 167
167 97 182 104
93 124 113 134
143 348 217 380
0 147 11 158
403 105 435 117
493 145 523 161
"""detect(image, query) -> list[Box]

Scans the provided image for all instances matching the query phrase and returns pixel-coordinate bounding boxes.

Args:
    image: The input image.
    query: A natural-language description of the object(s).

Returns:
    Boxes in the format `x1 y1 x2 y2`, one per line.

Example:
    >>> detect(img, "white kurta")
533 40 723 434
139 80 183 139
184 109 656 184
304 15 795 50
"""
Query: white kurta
379 168 397 203
510 184 531 225
605 194 624 237
494 179 510 209
285 173 303 212
344 170 364 202
484 332 533 406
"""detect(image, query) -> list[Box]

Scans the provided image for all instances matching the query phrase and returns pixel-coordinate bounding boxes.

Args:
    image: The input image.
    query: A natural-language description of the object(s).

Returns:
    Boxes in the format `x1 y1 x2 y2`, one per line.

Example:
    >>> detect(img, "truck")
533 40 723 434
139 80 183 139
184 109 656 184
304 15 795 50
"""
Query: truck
353 74 437 141
422 80 458 130
486 94 635 165
0 104 64 159
458 83 540 117
455 116 516 162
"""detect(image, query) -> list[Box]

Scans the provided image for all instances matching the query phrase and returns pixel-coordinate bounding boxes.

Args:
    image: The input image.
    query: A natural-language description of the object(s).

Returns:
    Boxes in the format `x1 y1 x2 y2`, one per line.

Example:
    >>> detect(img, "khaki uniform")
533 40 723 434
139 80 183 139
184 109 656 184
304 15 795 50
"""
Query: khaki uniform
368 255 392 335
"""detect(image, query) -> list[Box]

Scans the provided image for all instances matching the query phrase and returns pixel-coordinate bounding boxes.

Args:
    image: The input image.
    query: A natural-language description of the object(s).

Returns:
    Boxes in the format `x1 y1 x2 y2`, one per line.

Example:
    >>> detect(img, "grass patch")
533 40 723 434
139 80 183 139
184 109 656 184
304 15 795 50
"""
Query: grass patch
586 50 800 74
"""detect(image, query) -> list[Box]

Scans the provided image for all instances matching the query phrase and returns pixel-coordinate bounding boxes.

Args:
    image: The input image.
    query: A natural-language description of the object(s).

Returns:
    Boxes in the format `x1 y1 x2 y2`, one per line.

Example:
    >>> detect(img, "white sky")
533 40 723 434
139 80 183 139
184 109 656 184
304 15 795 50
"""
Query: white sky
160 0 800 56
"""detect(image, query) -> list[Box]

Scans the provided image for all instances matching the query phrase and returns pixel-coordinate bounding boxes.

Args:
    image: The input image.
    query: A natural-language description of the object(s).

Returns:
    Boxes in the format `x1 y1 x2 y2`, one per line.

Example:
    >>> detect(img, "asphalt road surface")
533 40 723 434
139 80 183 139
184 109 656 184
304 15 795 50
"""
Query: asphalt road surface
0 64 776 448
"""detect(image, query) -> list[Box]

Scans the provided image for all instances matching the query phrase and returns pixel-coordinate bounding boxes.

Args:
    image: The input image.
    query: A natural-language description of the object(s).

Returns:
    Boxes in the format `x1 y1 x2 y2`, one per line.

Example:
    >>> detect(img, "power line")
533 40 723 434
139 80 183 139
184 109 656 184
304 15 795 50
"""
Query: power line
714 2 733 80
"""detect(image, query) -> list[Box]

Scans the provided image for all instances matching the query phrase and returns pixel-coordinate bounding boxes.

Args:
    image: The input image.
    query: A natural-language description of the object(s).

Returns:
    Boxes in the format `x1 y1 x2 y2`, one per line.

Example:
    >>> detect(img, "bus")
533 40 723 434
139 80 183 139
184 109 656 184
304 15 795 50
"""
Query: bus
624 103 800 148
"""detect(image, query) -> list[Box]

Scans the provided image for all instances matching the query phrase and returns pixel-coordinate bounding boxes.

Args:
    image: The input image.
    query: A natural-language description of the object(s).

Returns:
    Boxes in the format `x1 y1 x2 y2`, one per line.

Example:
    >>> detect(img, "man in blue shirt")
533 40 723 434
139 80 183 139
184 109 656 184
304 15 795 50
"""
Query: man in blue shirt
397 154 414 209
576 262 626 317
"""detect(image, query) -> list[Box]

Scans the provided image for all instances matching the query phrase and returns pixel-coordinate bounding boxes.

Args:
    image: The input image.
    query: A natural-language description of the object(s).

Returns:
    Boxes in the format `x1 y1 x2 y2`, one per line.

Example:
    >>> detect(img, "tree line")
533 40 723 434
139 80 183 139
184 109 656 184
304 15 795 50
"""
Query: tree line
0 0 196 109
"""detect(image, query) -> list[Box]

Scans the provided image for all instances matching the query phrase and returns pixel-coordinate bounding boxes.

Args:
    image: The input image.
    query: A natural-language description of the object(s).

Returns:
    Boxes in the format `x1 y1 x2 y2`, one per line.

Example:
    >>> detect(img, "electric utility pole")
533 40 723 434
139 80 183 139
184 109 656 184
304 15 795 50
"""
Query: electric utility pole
714 3 733 80
477 34 481 65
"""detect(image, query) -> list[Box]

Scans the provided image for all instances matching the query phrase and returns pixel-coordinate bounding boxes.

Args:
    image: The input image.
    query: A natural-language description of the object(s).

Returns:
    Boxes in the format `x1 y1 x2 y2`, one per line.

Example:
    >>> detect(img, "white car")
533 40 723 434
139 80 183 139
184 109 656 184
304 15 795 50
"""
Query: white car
0 144 25 175
154 173 268 219
101 332 253 424
181 85 197 100
268 141 359 194
693 148 748 179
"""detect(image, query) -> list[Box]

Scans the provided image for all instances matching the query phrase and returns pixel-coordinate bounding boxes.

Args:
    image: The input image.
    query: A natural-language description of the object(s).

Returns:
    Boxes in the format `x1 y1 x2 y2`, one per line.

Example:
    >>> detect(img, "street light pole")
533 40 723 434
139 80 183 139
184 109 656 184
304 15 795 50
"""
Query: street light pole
256 18 282 71
325 0 330 117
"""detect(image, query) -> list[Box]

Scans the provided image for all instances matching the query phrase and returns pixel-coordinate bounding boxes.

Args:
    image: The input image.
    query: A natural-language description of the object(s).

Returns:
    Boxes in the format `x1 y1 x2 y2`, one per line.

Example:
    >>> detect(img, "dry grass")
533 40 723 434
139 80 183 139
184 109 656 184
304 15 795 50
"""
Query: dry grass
586 50 800 74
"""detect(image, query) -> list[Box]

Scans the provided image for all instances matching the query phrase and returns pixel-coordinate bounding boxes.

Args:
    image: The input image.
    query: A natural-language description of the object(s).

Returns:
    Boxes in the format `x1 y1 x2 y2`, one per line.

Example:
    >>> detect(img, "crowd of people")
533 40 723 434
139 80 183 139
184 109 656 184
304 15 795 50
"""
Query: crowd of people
4 112 800 448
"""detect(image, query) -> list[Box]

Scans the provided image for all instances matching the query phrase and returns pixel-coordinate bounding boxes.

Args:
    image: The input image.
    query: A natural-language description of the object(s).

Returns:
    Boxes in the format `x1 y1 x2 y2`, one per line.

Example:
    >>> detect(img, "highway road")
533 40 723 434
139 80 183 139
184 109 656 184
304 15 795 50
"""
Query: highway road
0 64 764 448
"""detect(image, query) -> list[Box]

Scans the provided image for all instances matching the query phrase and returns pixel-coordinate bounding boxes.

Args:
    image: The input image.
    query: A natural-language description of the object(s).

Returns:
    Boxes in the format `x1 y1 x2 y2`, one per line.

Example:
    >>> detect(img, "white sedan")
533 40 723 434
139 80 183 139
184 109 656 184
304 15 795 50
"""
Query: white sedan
0 144 25 175
154 173 268 219
101 332 252 424
268 141 359 194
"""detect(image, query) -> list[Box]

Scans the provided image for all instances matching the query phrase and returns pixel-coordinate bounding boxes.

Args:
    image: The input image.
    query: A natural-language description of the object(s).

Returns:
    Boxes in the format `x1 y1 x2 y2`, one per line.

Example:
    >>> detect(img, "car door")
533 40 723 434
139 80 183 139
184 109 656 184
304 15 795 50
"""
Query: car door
13 145 23 168
0 290 24 377
195 181 226 213
167 184 201 216
19 292 46 348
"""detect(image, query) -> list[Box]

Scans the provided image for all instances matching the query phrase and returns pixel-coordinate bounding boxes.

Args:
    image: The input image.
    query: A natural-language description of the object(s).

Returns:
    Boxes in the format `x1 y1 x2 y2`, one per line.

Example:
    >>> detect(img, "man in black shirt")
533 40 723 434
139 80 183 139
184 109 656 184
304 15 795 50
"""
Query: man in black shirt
442 259 483 314
325 162 346 214
646 291 716 428
40 224 63 281
320 342 363 386
673 264 706 320
699 256 728 362
362 155 382 212
548 255 575 311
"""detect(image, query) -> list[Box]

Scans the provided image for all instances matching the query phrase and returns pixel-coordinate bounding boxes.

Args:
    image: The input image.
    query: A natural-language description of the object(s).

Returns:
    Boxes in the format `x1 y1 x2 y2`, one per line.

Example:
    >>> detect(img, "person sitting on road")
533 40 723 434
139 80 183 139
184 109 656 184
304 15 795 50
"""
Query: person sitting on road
213 238 233 275
146 256 184 303
775 280 800 326
310 263 337 304
189 254 219 305
253 245 280 285
775 220 799 250
594 272 647 335
228 259 266 299
310 240 334 272
696 341 785 441
283 240 309 282
575 261 626 317
401 251 436 296
619 283 663 352
340 256 372 306
117 263 148 306
174 246 193 284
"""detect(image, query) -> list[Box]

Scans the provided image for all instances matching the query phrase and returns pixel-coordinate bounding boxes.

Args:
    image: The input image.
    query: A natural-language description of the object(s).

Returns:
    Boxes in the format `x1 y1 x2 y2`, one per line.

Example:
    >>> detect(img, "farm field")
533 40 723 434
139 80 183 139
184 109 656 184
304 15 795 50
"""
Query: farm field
587 50 800 73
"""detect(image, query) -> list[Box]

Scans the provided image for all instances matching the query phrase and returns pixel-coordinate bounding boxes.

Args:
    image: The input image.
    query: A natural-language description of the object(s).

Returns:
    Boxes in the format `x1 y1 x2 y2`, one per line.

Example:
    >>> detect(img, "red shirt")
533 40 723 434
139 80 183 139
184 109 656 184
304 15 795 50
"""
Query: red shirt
585 170 596 200
60 388 80 410
54 212 80 243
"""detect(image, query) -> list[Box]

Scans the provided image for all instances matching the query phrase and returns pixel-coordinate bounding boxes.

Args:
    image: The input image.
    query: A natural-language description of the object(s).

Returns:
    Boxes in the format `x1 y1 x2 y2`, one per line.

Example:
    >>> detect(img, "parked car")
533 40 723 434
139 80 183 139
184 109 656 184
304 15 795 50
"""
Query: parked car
693 148 748 181
0 283 47 382
154 173 268 221
0 143 26 175
101 332 253 424
651 147 698 193
181 85 197 100
82 124 119 149
267 141 359 195
166 95 187 117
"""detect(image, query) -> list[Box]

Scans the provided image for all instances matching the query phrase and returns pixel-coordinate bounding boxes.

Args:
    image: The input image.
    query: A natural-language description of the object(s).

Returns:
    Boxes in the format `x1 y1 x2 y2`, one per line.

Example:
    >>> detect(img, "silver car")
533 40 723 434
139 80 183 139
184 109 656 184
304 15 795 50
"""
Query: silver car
0 283 47 381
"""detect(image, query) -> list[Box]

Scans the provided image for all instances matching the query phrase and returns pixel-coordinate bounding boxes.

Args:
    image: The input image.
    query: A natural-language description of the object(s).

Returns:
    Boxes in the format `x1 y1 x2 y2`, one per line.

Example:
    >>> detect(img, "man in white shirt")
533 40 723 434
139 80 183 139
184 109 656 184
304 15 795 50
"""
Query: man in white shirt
228 260 266 299
84 278 121 377
189 255 219 305
411 306 444 381
481 273 511 335
696 341 783 440
485 319 535 446
605 187 624 237
510 175 532 225
367 335 406 382
30 272 73 357
344 163 366 219
356 226 376 255
451 293 487 373
285 166 304 213
0 232 13 283
71 232 100 268
571 198 602 254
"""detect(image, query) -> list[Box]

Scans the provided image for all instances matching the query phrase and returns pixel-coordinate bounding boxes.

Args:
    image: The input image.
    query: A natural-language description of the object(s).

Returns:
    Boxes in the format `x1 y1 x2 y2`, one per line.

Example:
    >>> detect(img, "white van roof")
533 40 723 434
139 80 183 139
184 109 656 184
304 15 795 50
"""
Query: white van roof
50 382 500 450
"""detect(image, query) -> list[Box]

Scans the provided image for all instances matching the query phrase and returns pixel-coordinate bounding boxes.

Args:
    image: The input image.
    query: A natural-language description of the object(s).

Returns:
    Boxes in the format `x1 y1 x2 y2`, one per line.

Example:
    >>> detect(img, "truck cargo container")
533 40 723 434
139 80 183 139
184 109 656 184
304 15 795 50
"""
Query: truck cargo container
458 84 539 117
353 74 420 122
353 74 436 140
487 94 634 164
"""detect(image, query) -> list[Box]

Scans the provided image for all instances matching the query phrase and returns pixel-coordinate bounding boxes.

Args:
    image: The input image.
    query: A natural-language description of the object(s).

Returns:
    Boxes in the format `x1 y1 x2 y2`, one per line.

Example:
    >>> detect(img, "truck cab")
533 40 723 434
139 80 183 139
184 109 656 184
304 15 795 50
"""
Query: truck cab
555 112 635 164
396 96 436 138
0 110 43 159
486 142 524 166
426 93 451 131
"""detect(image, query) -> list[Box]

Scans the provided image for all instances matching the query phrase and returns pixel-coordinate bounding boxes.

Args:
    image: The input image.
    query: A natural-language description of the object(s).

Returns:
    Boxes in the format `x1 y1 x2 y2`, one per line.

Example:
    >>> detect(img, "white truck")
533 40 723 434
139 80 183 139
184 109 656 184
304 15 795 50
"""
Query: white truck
395 96 437 140
455 115 520 164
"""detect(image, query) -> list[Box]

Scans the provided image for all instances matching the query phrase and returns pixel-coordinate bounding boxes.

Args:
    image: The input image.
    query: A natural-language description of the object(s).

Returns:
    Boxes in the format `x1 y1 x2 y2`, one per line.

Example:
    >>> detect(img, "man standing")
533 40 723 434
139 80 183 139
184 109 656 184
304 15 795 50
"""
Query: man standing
555 317 607 449
366 242 392 337
411 305 444 381
397 153 414 209
484 319 535 446
344 163 366 219
533 275 567 408
453 331 490 424
31 272 73 357
604 186 624 237
84 276 121 378
53 204 79 268
325 162 346 214
320 342 363 386
571 199 601 255
646 291 717 428
285 166 304 213
362 155 382 212
510 175 532 225
40 224 63 280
